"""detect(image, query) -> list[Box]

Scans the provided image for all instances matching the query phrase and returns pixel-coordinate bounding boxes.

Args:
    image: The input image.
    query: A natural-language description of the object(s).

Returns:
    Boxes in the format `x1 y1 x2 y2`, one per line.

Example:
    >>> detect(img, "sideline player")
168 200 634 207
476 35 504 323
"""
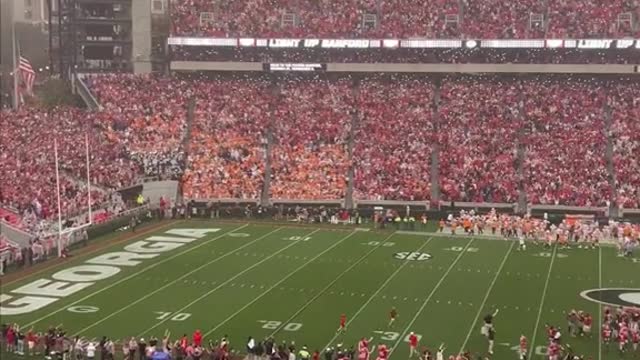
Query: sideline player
389 307 398 328
518 335 527 360
337 313 347 334
376 344 388 360
408 332 419 358
481 309 499 336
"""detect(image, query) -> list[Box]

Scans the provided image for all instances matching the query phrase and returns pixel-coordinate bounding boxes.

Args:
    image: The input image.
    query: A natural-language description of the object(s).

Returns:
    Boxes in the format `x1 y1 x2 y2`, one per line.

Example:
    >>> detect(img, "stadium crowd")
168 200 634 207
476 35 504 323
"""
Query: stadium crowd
2 75 639 213
170 0 639 38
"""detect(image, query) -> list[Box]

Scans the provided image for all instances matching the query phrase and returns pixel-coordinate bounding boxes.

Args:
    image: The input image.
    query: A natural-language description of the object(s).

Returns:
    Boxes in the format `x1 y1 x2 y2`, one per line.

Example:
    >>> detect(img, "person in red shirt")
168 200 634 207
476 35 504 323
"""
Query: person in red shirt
581 313 592 337
180 334 188 349
408 332 419 358
602 324 612 348
312 350 320 360
337 313 347 333
376 344 388 360
27 329 36 356
193 330 202 347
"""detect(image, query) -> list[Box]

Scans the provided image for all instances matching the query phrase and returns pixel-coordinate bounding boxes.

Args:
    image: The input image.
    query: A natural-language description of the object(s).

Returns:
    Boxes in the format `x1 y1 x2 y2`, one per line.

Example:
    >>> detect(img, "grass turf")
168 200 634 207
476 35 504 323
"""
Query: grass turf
1 220 638 360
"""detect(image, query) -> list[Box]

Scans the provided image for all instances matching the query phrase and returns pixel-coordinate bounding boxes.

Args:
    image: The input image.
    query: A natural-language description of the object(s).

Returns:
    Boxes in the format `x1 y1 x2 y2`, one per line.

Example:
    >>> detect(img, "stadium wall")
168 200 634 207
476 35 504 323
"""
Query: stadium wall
170 62 640 74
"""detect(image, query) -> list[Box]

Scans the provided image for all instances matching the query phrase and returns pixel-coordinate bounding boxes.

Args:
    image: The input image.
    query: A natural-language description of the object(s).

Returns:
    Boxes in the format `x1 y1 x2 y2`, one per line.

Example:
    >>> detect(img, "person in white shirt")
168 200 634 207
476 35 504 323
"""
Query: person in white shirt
436 344 445 360
86 342 96 360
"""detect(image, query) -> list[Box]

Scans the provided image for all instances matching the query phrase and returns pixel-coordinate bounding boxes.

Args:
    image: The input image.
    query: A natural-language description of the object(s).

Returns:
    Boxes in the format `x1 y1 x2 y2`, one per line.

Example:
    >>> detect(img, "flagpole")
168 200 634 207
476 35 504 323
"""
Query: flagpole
12 20 19 109
85 134 92 225
54 138 63 257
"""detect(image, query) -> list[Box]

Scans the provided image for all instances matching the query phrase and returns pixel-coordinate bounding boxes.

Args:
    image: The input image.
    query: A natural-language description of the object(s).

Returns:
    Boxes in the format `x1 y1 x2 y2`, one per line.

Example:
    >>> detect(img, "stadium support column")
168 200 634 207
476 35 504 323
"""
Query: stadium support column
261 127 273 206
344 80 359 210
131 0 152 74
515 90 527 214
516 127 527 214
430 82 441 205
260 80 277 206
603 102 618 218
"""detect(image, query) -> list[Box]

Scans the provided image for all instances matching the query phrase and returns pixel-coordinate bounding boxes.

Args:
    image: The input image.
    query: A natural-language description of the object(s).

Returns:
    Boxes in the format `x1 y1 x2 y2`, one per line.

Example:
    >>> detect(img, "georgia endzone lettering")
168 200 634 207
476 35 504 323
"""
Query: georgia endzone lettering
0 228 222 316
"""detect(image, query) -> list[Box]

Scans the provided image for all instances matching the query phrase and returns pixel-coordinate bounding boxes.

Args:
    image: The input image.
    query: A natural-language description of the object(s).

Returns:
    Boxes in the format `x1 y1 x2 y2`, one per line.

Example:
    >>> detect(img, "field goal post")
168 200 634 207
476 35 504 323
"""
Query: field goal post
58 222 92 255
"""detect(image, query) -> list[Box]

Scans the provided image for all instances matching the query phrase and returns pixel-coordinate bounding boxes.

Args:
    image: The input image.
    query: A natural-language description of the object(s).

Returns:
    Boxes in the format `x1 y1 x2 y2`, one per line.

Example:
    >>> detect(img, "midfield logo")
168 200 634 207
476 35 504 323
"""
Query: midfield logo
393 252 432 261
580 288 640 307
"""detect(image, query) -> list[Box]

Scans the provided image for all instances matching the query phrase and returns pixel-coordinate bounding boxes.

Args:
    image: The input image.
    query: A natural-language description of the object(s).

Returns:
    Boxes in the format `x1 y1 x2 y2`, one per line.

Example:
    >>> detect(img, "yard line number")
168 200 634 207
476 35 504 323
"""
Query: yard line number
257 320 302 331
363 241 396 247
155 311 192 321
444 246 479 252
372 331 422 343
534 252 568 258
283 236 312 242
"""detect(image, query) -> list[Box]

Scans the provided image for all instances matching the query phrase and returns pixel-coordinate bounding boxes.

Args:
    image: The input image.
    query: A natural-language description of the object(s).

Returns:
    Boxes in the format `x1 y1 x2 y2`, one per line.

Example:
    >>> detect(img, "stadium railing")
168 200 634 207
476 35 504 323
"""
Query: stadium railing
171 61 639 74
75 74 103 111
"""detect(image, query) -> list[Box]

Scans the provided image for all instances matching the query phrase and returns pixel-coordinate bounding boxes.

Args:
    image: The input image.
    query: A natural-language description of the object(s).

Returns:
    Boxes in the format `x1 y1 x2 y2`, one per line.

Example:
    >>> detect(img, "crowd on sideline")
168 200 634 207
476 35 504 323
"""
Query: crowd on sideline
169 0 639 38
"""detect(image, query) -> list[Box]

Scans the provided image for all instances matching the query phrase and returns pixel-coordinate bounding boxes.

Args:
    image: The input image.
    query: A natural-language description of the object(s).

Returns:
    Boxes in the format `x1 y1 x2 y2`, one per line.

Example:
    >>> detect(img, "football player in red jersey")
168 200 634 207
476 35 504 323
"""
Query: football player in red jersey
336 313 347 333
376 344 388 360
618 329 628 353
408 332 419 358
602 324 612 350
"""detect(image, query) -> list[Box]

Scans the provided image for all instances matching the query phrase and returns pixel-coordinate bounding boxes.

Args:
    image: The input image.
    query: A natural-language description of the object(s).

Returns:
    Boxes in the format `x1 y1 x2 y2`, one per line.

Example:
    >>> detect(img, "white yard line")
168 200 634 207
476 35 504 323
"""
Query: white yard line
458 241 515 353
528 244 558 358
388 239 475 357
322 237 435 350
22 224 249 328
140 228 322 337
598 246 602 360
73 226 287 336
203 229 362 337
270 232 401 337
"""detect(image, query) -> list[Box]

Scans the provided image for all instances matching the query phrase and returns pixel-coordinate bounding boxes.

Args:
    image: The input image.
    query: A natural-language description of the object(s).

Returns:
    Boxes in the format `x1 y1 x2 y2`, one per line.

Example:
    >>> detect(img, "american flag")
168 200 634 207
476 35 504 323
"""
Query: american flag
18 56 36 95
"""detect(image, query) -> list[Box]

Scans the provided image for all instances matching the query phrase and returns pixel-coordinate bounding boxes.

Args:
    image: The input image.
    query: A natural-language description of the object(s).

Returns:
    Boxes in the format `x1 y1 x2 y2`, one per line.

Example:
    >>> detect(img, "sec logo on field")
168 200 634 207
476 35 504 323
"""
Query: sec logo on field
394 252 432 261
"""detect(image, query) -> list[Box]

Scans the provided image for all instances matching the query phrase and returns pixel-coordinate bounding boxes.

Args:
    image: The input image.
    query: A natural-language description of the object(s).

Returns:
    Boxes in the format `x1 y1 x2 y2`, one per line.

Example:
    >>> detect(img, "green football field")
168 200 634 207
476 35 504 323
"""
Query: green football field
1 221 639 360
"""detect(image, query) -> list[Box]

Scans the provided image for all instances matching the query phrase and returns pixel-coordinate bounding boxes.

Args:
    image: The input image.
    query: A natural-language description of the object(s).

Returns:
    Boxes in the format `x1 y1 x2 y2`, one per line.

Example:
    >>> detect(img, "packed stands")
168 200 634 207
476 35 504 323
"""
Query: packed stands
86 74 187 179
2 74 639 214
461 0 547 39
521 79 611 206
182 78 269 199
271 79 352 200
353 78 434 201
547 0 638 38
0 107 136 221
610 81 640 209
437 79 520 203
169 0 639 38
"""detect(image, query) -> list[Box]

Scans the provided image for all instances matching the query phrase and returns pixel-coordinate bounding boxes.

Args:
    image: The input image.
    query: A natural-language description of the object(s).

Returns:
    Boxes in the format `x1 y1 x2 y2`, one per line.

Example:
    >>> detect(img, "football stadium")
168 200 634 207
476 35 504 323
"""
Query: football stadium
0 1 639 360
